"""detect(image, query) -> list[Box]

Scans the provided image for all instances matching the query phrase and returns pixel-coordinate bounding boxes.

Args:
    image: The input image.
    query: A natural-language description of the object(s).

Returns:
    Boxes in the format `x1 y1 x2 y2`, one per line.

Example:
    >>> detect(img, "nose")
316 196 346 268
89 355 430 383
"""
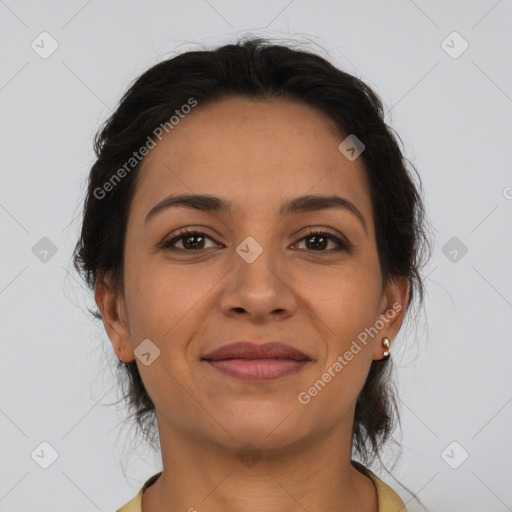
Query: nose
218 236 298 323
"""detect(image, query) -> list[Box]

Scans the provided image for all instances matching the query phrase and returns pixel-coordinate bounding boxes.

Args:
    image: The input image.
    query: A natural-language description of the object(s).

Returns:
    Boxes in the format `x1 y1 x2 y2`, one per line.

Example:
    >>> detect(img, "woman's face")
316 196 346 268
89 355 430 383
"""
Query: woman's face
97 96 408 451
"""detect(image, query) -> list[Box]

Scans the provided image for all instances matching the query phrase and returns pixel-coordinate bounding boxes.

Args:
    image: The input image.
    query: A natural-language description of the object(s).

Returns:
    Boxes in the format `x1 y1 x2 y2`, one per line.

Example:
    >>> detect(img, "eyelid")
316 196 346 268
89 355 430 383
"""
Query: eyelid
160 226 353 253
295 227 353 253
160 227 221 251
299 226 351 245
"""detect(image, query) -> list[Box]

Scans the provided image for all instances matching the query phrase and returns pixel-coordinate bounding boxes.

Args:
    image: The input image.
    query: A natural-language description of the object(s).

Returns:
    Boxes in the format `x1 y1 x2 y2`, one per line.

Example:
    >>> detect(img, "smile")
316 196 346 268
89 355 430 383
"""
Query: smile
204 358 311 381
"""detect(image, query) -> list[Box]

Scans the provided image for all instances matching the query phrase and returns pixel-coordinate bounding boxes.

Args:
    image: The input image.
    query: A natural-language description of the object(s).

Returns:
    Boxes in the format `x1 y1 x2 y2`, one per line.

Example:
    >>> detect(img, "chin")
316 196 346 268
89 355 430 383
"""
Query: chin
215 407 308 452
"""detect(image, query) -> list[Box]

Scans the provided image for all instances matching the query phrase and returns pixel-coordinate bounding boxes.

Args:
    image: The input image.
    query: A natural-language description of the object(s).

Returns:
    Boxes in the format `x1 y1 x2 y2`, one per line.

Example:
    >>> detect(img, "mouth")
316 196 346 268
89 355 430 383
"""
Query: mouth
201 341 312 381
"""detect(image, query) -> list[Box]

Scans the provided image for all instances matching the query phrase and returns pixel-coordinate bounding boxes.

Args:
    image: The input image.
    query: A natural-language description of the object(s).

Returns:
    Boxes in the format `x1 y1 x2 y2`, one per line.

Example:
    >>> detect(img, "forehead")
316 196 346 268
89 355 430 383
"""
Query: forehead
130 96 373 225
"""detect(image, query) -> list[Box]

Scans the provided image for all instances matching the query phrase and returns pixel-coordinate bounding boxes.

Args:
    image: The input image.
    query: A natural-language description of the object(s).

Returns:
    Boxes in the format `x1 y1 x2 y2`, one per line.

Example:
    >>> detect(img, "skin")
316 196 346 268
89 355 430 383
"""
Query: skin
95 96 409 512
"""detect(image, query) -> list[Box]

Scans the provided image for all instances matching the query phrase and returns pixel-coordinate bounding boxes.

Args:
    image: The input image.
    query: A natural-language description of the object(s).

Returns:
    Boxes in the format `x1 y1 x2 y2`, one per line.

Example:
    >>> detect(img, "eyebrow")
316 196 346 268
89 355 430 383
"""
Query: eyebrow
144 193 367 234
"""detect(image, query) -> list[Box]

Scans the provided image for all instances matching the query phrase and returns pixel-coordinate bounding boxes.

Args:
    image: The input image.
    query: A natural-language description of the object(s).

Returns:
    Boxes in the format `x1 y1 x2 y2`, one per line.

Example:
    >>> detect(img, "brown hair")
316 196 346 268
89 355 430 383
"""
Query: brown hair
73 37 433 472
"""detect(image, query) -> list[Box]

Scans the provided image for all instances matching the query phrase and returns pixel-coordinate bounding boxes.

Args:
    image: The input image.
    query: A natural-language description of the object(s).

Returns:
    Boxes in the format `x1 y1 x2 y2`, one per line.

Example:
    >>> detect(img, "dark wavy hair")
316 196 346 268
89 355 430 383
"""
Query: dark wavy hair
73 37 433 479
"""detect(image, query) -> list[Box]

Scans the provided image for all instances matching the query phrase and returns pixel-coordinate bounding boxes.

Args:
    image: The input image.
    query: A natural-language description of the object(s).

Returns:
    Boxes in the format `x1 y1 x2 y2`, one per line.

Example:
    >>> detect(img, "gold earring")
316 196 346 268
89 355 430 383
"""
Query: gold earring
381 337 391 359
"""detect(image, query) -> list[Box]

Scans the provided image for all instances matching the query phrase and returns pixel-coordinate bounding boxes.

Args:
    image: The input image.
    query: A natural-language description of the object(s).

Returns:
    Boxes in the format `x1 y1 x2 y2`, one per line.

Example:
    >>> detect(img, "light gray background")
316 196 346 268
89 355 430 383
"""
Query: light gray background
1 1 511 511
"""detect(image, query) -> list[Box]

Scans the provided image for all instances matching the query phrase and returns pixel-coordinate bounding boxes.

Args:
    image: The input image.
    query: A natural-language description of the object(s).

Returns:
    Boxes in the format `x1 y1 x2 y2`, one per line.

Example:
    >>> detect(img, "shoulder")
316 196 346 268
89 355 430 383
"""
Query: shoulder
352 460 408 512
115 490 141 512
116 467 408 512
115 472 162 512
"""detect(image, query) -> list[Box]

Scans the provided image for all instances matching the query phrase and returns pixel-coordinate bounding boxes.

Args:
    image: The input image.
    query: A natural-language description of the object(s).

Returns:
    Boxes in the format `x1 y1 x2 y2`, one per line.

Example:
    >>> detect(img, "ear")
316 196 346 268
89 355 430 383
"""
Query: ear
94 272 135 363
371 276 410 360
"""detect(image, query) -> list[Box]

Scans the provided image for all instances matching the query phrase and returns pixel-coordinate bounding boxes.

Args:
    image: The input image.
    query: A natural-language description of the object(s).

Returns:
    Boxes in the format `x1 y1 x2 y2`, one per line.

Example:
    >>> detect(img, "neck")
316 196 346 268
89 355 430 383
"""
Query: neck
141 418 378 512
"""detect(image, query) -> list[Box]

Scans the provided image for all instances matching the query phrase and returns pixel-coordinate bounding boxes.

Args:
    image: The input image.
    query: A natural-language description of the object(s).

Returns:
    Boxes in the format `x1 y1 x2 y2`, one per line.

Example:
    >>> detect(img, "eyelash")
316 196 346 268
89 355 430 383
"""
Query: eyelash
161 228 353 254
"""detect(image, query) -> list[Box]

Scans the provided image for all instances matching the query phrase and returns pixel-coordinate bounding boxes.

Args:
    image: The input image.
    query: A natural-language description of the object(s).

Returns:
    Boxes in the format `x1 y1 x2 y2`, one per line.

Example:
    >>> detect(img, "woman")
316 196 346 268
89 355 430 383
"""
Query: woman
73 37 432 512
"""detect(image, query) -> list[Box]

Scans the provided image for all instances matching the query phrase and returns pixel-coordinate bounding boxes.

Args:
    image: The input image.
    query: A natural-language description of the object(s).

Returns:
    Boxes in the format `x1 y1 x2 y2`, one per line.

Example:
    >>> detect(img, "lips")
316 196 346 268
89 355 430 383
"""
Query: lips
201 341 311 362
201 341 312 381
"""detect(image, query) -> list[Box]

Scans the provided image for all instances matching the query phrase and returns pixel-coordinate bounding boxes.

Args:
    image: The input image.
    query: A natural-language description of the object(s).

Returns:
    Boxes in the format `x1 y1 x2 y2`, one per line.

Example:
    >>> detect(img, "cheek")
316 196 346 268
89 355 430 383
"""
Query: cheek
302 264 381 378
306 262 381 330
123 259 210 404
302 285 377 411
124 257 218 347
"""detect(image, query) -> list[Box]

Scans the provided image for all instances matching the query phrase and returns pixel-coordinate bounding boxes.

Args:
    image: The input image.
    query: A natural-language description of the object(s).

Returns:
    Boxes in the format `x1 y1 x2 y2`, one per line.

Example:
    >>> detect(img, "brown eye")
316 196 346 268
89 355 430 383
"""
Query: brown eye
161 228 353 255
162 229 218 252
295 230 352 253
